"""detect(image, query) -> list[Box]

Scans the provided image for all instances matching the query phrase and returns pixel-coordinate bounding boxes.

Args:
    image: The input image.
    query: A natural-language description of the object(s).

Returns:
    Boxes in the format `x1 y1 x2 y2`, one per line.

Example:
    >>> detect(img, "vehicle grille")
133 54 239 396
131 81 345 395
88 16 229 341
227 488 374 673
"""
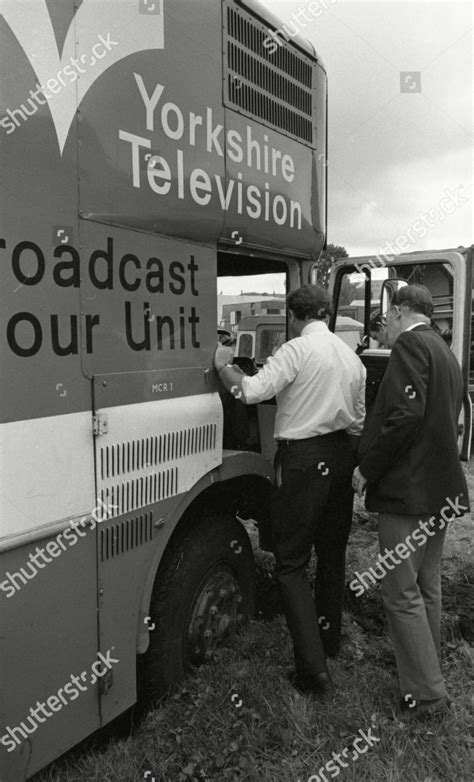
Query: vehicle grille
224 2 315 145
99 425 217 480
97 424 217 518
100 511 154 560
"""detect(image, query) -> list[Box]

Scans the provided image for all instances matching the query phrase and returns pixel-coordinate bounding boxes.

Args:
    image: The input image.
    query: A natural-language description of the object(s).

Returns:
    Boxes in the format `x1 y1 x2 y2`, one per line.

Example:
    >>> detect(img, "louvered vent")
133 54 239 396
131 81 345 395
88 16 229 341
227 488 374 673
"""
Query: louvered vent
100 511 154 561
99 424 217 480
97 424 217 517
99 467 178 517
224 2 315 144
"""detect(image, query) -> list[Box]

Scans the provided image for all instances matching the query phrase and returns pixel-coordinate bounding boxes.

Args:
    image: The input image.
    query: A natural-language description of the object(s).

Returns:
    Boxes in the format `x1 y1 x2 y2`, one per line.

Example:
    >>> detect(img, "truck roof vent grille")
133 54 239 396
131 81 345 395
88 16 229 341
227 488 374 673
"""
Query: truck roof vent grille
224 3 315 145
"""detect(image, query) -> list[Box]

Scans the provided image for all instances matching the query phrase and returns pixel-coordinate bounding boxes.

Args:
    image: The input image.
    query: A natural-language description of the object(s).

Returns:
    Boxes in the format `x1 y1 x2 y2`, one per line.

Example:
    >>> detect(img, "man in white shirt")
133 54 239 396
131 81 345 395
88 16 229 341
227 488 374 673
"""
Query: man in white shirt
215 285 366 696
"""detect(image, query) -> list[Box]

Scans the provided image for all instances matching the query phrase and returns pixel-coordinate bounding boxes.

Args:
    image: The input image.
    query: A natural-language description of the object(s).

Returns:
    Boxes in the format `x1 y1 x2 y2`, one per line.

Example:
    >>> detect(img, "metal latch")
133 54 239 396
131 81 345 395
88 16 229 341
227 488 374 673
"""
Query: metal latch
93 413 108 436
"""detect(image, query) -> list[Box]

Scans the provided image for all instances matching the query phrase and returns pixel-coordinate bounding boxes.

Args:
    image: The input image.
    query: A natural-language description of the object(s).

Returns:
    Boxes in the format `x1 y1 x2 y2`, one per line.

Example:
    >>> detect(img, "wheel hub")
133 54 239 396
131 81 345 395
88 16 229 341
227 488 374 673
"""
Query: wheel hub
186 567 244 666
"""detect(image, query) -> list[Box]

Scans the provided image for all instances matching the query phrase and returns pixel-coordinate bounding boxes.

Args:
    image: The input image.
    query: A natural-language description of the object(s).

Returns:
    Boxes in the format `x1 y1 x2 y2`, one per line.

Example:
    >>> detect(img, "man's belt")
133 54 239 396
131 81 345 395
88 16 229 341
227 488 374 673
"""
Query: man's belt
277 430 347 446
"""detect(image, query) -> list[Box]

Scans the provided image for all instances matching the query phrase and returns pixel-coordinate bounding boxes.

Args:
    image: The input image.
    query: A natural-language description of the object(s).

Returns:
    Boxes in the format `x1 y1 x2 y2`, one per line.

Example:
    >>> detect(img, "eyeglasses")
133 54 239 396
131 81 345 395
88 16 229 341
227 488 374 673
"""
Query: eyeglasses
383 305 399 320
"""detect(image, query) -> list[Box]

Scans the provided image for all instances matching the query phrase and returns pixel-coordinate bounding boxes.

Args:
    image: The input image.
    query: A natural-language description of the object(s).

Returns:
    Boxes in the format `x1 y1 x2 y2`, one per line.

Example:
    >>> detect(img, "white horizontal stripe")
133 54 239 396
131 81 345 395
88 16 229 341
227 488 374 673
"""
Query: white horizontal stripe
0 394 223 540
0 412 96 539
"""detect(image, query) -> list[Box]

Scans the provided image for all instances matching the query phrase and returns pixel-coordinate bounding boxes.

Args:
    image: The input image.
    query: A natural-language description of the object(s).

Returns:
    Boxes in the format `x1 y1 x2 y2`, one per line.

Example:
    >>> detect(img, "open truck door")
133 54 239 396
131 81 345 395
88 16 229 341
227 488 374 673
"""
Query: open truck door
329 247 473 460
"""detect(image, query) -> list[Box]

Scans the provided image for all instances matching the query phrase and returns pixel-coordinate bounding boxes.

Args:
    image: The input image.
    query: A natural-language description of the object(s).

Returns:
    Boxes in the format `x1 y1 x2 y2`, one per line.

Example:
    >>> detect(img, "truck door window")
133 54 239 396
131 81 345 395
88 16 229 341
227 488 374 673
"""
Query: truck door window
333 270 370 351
237 333 253 357
391 262 454 346
256 324 286 363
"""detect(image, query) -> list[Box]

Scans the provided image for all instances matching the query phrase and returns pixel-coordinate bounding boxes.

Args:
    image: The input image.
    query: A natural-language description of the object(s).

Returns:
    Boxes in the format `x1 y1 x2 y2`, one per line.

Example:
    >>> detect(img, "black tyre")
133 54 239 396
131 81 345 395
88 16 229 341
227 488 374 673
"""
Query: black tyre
138 509 255 703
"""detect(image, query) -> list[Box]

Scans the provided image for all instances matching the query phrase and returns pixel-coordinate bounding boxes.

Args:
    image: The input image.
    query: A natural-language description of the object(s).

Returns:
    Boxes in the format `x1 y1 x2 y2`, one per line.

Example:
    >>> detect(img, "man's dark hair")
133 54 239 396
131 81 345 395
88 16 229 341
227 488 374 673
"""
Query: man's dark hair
286 285 332 321
370 310 384 331
392 284 433 318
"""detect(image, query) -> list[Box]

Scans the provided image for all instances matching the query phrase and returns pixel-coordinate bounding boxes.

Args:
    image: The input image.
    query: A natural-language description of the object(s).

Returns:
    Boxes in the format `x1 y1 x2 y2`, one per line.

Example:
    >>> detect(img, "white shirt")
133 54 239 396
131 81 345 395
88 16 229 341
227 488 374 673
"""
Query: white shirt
241 321 366 439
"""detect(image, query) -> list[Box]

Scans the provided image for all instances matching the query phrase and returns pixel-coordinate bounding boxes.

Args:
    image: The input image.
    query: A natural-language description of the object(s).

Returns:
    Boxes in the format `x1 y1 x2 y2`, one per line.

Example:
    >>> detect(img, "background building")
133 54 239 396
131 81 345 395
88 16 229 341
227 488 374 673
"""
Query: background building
218 294 286 333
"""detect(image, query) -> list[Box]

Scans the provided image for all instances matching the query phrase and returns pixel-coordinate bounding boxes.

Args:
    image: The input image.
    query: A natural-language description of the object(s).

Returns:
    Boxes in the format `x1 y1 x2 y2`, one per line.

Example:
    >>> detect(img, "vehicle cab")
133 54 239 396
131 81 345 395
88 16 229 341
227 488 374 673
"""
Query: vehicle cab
328 247 473 459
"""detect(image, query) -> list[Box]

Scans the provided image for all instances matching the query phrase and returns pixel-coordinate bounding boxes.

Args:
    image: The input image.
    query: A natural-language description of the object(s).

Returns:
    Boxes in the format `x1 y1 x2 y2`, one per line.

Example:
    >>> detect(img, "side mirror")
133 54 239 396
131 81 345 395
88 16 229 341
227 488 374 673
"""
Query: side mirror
381 278 408 315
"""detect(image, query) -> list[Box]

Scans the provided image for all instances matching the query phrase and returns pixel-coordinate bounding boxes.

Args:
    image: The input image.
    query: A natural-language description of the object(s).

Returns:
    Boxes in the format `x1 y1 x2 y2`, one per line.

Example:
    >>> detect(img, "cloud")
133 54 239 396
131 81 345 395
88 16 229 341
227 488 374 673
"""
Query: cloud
329 145 472 255
261 1 473 255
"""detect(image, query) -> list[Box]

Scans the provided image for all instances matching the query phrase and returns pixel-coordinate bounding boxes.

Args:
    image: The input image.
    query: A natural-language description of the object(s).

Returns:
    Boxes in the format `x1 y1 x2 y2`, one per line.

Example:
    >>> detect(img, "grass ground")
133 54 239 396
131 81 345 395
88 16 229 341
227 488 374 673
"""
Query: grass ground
33 471 474 782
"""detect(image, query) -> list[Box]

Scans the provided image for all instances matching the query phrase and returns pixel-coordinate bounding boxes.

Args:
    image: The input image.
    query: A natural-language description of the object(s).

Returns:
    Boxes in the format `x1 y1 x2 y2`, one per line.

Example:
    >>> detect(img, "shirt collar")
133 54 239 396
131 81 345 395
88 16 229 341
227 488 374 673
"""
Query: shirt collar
301 321 329 336
404 321 429 332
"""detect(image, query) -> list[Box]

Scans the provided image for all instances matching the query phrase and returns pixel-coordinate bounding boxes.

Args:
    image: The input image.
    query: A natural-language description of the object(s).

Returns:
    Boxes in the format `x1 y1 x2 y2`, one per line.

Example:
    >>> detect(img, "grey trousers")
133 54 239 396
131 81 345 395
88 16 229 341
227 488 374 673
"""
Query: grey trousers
378 512 447 701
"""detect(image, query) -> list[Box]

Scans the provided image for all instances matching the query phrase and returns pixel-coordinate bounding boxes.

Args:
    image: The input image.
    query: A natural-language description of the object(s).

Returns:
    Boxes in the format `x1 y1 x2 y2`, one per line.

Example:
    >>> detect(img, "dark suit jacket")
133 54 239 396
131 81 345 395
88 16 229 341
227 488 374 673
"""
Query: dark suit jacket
359 324 469 515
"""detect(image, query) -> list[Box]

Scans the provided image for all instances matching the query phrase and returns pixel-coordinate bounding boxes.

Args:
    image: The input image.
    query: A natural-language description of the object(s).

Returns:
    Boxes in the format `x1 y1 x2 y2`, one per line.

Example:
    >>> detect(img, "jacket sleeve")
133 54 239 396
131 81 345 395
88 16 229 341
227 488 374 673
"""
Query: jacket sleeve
358 332 429 483
347 364 366 436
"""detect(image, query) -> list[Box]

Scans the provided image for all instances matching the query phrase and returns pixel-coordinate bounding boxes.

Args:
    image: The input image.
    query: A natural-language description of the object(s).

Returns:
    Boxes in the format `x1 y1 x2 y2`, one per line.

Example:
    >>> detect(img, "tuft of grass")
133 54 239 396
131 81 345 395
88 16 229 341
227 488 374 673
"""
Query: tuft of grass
33 610 474 781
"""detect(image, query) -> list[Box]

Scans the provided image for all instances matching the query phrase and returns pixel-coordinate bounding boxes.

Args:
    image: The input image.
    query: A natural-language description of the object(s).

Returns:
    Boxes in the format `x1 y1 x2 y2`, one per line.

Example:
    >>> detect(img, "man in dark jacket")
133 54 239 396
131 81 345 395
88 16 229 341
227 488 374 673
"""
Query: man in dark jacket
352 284 469 715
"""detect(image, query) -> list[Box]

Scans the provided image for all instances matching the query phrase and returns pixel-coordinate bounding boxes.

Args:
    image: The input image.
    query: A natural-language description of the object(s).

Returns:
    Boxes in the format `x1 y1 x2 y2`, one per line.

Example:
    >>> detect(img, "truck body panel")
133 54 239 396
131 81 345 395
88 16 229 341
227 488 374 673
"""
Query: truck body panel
0 1 327 777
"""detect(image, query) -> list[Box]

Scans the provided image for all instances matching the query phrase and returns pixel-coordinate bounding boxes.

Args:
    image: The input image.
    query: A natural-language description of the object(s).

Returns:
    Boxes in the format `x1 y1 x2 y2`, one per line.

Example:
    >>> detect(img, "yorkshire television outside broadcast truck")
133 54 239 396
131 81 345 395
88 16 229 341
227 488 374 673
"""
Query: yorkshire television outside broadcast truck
0 0 328 777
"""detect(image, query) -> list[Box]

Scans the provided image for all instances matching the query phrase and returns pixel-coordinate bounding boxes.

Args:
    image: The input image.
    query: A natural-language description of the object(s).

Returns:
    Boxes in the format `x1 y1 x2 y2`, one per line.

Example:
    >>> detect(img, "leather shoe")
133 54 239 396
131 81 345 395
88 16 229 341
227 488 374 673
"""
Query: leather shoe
288 670 333 697
398 695 452 717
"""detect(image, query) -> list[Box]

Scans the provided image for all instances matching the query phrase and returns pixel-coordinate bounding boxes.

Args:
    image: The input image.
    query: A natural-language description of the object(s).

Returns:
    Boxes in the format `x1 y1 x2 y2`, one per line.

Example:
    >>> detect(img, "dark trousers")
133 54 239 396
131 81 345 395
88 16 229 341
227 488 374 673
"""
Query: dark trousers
272 431 354 677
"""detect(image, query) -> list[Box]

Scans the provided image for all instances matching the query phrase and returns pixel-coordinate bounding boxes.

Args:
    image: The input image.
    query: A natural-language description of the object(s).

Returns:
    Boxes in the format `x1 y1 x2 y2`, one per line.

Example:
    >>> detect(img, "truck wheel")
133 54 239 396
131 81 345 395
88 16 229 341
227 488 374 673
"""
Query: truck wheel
138 509 255 704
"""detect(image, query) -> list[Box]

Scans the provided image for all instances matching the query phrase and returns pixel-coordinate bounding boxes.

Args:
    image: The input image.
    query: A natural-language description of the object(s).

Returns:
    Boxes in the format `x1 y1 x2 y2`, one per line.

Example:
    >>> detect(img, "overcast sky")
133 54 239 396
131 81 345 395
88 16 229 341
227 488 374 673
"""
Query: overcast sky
260 0 473 258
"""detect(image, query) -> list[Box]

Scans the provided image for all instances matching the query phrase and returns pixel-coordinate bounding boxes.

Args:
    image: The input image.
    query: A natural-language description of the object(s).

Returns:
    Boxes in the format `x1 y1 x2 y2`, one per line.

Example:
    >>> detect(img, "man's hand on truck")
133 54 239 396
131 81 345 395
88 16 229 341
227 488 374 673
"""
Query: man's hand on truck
214 344 247 402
